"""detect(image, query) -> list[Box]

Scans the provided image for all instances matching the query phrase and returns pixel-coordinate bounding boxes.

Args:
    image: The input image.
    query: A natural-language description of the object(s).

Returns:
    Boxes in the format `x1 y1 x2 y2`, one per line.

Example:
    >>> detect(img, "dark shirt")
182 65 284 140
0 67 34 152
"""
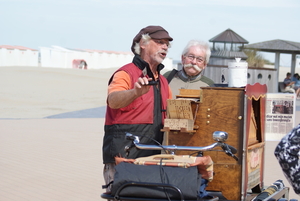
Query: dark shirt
274 124 300 195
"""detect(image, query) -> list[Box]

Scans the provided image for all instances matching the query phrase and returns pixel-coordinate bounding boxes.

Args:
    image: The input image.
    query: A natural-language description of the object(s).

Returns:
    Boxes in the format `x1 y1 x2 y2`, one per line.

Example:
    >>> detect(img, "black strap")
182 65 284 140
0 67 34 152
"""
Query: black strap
102 180 114 189
166 69 178 83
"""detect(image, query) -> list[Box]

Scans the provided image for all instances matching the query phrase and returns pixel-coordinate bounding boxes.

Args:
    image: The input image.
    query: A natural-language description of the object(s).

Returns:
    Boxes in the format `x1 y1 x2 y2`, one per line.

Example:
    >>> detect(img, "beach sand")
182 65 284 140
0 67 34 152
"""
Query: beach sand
0 66 298 200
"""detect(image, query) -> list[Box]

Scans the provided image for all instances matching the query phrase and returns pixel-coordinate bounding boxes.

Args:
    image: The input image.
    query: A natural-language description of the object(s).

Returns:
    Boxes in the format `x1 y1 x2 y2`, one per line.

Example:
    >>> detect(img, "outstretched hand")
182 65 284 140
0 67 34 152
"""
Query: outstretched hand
133 77 153 97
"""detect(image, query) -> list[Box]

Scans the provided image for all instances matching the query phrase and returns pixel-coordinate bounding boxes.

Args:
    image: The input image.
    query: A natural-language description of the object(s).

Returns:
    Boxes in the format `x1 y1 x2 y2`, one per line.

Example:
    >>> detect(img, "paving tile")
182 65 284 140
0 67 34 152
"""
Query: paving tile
1 117 299 200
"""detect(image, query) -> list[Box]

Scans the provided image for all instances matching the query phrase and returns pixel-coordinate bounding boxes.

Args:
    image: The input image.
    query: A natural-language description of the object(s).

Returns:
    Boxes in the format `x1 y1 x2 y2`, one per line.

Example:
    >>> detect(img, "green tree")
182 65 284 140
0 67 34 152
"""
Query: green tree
243 49 273 67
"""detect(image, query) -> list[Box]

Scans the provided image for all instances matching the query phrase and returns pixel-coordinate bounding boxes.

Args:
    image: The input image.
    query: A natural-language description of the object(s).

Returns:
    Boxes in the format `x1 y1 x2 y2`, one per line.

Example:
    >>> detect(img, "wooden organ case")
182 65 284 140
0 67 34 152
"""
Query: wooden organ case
163 83 267 201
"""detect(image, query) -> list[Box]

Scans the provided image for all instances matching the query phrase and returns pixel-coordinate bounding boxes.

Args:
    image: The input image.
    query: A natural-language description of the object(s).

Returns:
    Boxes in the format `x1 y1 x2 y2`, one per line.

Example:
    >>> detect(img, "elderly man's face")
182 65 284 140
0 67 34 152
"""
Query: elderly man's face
140 39 169 66
182 46 207 77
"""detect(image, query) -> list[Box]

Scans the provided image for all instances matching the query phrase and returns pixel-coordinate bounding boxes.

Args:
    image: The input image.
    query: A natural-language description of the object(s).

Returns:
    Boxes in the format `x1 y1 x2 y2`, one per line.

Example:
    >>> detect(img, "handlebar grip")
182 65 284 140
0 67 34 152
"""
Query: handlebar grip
125 133 135 140
228 145 237 154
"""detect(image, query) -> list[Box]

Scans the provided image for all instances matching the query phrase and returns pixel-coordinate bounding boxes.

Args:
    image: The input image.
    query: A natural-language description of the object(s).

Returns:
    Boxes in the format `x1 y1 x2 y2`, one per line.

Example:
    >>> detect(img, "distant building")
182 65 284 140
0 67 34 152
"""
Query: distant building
38 46 173 70
0 45 38 67
39 46 134 69
201 29 278 93
0 45 174 71
209 28 248 66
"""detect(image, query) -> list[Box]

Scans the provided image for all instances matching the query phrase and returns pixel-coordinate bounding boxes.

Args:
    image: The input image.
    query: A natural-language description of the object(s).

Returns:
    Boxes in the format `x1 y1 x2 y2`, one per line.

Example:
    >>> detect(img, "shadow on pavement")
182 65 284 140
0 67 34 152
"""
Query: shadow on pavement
45 106 106 119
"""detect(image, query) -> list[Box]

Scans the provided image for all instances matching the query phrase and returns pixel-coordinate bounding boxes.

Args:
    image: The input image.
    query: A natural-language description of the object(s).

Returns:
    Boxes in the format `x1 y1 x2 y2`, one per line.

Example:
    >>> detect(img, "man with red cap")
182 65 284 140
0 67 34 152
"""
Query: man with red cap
102 25 173 191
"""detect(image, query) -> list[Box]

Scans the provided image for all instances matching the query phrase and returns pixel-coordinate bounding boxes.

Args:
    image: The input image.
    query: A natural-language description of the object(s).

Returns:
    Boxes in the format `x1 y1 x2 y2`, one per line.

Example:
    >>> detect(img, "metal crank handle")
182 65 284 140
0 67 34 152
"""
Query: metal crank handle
146 80 158 85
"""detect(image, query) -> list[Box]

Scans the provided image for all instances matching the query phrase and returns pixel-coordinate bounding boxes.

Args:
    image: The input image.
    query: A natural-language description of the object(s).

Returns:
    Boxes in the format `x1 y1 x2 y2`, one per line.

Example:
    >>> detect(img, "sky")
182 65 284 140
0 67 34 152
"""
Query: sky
1 0 300 66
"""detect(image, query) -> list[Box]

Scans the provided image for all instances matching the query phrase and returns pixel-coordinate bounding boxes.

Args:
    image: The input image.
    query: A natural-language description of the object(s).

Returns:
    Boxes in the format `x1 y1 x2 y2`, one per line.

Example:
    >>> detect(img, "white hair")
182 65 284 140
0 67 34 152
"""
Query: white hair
133 34 152 55
182 40 211 63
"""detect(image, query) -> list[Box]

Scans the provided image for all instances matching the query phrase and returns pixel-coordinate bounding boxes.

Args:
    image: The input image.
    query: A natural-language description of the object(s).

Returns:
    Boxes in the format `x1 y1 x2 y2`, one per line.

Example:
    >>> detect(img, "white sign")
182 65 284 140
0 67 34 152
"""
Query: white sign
265 93 296 140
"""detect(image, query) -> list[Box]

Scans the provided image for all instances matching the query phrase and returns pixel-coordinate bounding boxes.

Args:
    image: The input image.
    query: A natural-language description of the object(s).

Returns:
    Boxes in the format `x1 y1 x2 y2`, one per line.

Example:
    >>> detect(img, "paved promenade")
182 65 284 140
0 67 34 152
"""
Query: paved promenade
0 118 105 201
1 116 299 201
0 67 299 200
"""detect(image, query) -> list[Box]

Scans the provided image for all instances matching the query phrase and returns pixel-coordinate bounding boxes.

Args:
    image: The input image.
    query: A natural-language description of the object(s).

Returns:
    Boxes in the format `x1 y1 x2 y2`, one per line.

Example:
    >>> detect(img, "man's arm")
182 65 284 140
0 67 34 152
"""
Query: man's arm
108 76 152 109
108 89 138 109
285 81 295 87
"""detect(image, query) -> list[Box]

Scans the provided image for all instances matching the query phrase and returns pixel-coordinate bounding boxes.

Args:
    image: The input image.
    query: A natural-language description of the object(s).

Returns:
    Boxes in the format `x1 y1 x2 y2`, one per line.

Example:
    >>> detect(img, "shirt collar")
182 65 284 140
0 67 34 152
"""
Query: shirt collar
132 55 164 79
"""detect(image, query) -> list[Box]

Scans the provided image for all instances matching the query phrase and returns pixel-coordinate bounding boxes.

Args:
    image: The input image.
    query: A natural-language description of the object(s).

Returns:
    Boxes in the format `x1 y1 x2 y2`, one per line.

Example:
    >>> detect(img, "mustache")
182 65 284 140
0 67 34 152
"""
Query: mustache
183 64 202 72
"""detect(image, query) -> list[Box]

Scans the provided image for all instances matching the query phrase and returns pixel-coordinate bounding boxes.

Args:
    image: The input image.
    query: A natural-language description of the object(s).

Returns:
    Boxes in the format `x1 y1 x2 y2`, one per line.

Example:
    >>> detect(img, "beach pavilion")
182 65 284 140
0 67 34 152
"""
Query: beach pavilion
243 40 300 82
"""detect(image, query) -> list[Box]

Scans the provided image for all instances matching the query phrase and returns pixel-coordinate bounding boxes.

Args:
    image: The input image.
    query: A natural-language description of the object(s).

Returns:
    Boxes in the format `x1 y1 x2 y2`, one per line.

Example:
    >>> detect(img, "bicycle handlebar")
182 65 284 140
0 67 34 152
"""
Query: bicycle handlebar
125 131 239 161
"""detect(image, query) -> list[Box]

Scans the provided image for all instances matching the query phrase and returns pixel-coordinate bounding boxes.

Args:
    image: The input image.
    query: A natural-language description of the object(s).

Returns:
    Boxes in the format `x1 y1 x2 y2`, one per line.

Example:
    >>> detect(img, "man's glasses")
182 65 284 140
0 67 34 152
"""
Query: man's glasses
185 55 205 64
152 39 171 48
